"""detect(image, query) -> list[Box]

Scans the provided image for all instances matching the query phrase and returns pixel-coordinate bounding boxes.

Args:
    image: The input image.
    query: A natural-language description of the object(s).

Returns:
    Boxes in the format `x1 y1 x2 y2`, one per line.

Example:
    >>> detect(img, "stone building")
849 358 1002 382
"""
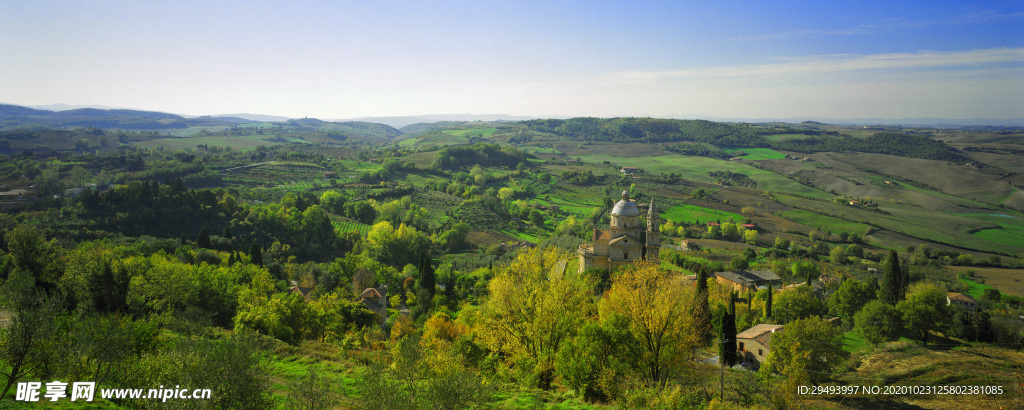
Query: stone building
578 191 660 273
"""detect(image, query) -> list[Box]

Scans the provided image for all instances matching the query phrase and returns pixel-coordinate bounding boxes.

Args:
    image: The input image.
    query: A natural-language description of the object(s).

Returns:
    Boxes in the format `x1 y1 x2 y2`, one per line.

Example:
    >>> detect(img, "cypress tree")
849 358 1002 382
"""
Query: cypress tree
222 226 233 240
418 253 436 299
880 250 902 304
695 269 708 295
765 283 773 322
250 242 263 267
197 227 211 249
693 269 713 346
180 233 187 245
721 292 738 367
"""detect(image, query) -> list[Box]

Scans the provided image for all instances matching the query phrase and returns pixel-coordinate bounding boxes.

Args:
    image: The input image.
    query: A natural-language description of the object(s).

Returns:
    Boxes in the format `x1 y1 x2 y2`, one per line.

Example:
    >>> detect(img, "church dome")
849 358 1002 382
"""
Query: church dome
611 191 639 217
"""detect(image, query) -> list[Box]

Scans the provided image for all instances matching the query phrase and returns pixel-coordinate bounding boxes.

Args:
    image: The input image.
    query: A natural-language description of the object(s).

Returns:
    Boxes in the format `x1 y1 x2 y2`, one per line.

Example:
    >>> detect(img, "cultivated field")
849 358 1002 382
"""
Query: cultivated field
135 134 307 150
947 266 1024 297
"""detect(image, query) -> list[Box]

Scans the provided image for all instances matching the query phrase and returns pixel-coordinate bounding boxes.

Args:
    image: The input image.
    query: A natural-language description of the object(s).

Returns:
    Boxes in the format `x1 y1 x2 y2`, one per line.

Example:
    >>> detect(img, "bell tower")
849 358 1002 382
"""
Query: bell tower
645 196 660 261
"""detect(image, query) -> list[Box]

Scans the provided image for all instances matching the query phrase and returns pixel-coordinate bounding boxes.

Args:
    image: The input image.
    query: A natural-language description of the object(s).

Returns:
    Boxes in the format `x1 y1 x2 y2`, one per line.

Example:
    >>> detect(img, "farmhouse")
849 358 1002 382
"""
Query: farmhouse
288 285 314 302
713 269 783 292
359 287 388 328
620 167 640 174
578 191 660 273
737 324 784 369
947 292 977 314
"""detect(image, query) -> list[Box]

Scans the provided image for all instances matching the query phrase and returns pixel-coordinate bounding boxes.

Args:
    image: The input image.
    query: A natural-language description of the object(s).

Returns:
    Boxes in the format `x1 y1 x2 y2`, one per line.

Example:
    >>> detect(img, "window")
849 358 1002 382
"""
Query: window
739 342 744 351
623 252 629 260
758 349 763 356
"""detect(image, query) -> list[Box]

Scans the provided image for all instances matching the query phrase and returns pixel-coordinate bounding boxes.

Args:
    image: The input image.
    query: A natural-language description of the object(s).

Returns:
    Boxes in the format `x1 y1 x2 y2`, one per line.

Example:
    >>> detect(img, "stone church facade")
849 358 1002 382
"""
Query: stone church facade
578 191 660 273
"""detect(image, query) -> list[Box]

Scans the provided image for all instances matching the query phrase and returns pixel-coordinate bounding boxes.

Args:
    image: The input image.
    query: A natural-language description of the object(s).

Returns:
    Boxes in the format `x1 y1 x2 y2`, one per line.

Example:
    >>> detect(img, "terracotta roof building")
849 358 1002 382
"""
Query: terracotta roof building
360 287 388 328
714 270 783 292
736 324 784 368
947 292 977 314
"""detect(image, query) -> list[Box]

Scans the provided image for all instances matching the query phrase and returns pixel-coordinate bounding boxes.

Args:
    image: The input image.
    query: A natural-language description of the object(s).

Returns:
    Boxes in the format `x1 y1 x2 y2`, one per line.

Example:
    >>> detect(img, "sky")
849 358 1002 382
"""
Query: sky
1 0 1022 120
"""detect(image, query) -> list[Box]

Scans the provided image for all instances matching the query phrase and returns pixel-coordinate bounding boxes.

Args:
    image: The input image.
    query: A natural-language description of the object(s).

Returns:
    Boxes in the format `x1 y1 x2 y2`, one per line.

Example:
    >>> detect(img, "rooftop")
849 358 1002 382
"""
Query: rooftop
737 324 784 340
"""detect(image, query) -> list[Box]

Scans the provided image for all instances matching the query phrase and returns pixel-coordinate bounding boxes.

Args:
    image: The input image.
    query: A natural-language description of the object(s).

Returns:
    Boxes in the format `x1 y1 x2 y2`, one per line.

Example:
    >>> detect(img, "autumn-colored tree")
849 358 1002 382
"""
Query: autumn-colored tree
480 247 592 389
601 262 698 388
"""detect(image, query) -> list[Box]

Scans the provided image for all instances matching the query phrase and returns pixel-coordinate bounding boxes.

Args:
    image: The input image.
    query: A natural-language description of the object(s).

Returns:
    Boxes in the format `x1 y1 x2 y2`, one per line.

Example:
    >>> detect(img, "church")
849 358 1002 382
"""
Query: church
578 191 660 273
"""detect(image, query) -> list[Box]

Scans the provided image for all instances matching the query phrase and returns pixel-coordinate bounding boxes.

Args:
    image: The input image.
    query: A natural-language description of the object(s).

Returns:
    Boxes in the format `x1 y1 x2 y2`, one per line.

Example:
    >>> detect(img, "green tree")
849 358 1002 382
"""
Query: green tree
853 300 902 345
791 261 819 284
5 225 62 291
761 316 848 386
829 246 847 264
773 287 825 323
896 282 949 345
744 229 759 245
556 318 632 402
827 279 875 326
0 270 65 399
764 284 773 322
249 242 263 267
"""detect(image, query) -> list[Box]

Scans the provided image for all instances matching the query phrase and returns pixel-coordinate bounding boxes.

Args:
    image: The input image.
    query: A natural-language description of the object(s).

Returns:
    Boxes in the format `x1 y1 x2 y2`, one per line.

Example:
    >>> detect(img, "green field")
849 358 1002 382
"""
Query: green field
780 209 874 235
520 146 563 154
543 196 601 217
959 278 995 299
417 133 469 146
397 137 421 147
724 148 786 160
661 204 742 224
333 220 372 236
500 229 542 242
162 126 230 137
961 212 1024 248
577 154 832 198
444 127 497 138
135 134 306 150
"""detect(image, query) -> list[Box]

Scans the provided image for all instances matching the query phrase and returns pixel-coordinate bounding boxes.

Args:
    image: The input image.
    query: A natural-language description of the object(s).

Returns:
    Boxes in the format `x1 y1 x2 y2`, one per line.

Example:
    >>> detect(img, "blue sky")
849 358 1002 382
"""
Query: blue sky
1 0 1022 120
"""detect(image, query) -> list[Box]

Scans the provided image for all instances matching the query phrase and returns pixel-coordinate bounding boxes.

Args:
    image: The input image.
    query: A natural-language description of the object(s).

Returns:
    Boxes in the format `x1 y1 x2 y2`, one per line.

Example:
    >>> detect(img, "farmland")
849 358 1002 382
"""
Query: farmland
723 147 786 160
661 204 743 224
135 133 307 150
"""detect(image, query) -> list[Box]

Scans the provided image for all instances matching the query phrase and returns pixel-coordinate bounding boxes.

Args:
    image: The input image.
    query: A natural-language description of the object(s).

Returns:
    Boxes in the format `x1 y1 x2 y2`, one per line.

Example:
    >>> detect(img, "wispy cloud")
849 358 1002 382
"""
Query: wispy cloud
737 10 1024 41
604 47 1024 82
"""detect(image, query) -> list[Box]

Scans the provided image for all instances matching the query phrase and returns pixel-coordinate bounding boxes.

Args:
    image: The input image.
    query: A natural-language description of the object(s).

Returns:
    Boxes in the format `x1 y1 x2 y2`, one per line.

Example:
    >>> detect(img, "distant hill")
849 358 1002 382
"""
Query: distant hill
0 104 244 130
336 114 536 129
212 113 291 122
323 121 403 140
521 117 971 162
26 103 130 111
